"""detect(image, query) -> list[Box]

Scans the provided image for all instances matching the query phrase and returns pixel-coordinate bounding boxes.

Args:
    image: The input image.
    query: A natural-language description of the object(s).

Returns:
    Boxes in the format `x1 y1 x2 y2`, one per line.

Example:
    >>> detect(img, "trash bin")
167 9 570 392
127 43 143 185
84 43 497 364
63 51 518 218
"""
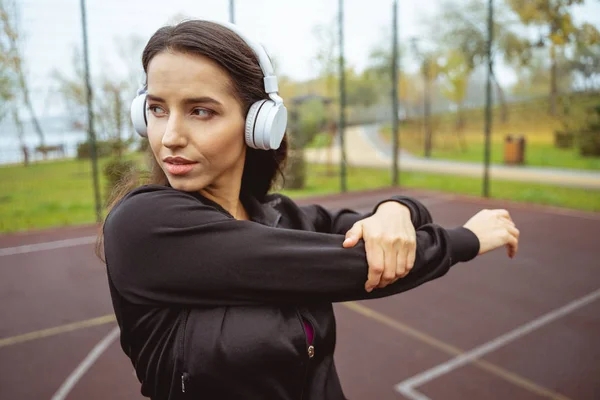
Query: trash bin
504 135 526 165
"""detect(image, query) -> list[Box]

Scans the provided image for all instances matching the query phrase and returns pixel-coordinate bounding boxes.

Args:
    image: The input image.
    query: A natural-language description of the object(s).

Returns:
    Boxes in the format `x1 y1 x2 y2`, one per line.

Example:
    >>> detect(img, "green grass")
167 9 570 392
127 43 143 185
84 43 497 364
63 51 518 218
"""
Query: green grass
426 140 600 170
379 92 600 170
306 132 334 149
282 164 600 212
0 154 144 233
1 157 598 234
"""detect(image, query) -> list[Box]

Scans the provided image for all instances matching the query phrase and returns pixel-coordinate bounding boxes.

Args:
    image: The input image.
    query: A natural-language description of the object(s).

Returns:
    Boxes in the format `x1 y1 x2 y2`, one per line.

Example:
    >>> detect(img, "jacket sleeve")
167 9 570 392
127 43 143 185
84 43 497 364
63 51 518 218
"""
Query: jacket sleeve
104 187 479 307
299 195 434 235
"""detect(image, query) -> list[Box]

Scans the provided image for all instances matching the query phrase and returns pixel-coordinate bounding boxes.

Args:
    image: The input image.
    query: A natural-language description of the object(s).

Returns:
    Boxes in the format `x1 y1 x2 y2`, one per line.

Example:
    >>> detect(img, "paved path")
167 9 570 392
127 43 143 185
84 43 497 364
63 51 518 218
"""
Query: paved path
304 124 600 189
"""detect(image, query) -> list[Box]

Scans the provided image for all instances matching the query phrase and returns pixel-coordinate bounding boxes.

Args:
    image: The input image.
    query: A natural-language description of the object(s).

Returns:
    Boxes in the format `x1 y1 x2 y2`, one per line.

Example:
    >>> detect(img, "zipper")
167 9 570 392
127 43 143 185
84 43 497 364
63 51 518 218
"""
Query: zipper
181 372 189 393
296 309 315 400
179 310 191 393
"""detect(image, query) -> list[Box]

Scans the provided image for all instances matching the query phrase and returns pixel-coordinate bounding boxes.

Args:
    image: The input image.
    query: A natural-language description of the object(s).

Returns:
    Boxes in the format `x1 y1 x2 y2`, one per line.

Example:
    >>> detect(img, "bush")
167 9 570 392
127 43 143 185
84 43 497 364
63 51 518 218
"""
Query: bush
554 131 575 148
137 139 150 153
76 140 113 159
578 105 600 157
306 132 333 149
579 129 600 157
103 158 137 204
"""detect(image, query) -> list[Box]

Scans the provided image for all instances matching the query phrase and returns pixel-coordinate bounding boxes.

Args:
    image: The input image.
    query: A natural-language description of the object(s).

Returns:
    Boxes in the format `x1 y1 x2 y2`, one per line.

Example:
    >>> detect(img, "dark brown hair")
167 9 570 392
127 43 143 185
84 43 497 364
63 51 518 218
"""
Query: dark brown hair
96 20 288 261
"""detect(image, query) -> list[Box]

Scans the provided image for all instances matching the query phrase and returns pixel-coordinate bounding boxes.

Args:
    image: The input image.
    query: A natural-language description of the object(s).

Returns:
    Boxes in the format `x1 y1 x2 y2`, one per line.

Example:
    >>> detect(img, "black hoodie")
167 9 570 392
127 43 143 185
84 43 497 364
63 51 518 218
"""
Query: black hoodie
103 184 479 399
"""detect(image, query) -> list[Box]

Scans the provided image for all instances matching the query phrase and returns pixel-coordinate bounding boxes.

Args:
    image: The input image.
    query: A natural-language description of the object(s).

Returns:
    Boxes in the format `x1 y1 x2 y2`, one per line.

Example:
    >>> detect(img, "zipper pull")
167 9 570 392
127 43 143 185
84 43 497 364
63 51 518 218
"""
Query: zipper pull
308 345 315 358
181 373 187 393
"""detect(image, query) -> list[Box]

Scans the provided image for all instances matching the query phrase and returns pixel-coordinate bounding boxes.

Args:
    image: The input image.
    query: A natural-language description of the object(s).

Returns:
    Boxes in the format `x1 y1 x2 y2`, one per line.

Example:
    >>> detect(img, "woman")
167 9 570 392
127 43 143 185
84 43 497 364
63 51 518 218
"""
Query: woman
100 20 519 400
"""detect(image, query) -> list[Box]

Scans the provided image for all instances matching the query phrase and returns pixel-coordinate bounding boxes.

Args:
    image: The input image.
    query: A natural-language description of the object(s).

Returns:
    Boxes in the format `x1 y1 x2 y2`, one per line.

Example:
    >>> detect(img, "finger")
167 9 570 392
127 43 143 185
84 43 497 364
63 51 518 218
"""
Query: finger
365 241 384 292
378 243 398 288
499 211 515 225
394 239 408 278
343 223 363 248
506 232 519 258
496 209 510 219
507 225 520 239
396 251 406 278
506 244 514 258
398 269 410 278
405 236 417 272
397 245 412 279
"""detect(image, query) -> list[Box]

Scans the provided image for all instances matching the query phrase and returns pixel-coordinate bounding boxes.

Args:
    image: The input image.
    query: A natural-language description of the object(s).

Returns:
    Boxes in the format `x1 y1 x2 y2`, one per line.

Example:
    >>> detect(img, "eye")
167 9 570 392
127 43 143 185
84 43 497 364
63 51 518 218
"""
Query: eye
147 105 166 116
192 108 214 118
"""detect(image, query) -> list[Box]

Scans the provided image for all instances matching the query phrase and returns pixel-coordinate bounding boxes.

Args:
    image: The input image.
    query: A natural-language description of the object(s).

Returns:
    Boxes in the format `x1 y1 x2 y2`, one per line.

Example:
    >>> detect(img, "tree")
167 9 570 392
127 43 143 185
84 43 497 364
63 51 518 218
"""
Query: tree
285 97 328 189
312 21 338 99
570 24 600 91
570 44 600 91
506 0 600 115
53 43 134 158
115 33 145 140
438 49 470 150
0 31 17 122
96 78 129 157
0 0 45 146
410 38 443 157
365 34 417 106
345 68 379 108
52 47 87 131
431 0 527 122
511 48 573 97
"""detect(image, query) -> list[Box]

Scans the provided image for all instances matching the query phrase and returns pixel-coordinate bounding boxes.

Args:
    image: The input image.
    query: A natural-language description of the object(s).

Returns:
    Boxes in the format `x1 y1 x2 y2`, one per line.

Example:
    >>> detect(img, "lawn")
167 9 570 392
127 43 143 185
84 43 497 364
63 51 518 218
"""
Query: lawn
1 156 597 234
379 92 600 170
0 155 141 233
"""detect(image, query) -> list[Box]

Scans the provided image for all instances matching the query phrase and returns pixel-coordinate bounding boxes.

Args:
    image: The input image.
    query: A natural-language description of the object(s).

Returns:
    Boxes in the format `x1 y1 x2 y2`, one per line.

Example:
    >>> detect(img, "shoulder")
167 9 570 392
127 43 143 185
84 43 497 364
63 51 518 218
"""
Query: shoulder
105 184 227 235
113 184 195 207
107 184 201 221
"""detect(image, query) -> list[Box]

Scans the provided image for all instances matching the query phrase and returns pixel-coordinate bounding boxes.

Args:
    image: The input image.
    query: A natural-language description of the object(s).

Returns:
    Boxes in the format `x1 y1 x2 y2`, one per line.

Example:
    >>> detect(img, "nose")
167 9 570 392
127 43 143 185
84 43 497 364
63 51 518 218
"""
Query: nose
161 113 188 149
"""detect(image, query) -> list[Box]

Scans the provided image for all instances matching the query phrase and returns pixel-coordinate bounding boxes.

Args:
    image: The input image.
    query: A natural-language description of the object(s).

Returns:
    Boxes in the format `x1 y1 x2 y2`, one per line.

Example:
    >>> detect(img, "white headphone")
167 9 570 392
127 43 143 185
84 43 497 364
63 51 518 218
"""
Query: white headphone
130 20 287 151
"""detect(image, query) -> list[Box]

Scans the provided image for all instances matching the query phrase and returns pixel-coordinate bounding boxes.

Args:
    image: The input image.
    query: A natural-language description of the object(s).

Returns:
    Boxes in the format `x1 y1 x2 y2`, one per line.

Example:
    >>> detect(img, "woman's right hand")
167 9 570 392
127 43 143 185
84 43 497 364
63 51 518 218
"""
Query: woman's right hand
463 209 520 258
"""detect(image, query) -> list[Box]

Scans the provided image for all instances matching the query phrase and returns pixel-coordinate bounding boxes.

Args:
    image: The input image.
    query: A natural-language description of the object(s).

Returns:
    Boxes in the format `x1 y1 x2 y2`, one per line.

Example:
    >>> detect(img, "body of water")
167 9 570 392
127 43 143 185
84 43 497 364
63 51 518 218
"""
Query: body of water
0 115 135 165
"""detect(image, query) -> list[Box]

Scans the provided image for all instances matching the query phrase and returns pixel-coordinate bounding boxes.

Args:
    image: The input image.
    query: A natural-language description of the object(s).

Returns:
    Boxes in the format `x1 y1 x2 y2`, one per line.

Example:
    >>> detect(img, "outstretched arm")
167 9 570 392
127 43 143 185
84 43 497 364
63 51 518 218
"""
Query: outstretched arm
104 186 479 307
299 195 434 291
299 195 433 235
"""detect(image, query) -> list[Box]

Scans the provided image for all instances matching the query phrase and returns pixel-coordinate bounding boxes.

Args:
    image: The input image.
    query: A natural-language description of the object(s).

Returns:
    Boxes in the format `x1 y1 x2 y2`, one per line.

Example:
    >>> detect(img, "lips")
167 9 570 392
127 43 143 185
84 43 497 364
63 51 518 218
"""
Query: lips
163 156 198 175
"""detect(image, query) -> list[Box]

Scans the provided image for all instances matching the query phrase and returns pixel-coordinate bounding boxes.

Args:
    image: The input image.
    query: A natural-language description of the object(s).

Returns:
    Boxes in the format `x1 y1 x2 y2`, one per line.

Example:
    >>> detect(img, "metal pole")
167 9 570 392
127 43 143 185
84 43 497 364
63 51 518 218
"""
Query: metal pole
483 0 493 197
338 0 347 192
229 0 235 23
80 0 102 222
391 0 400 186
424 58 432 158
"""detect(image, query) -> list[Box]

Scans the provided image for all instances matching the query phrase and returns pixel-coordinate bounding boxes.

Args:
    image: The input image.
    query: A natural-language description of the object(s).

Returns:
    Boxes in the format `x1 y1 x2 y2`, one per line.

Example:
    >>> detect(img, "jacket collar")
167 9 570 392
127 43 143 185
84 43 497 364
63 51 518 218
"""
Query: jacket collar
240 192 281 227
172 184 281 227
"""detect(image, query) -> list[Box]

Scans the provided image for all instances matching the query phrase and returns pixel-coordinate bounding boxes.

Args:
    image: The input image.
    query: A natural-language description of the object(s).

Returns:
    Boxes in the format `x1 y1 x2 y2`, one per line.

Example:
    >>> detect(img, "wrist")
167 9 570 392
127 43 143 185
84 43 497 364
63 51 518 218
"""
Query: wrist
375 201 411 215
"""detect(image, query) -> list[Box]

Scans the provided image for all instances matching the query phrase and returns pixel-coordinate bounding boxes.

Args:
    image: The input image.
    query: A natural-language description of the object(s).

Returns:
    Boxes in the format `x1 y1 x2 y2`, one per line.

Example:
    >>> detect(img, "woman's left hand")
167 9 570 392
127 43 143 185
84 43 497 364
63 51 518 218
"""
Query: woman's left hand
343 202 417 292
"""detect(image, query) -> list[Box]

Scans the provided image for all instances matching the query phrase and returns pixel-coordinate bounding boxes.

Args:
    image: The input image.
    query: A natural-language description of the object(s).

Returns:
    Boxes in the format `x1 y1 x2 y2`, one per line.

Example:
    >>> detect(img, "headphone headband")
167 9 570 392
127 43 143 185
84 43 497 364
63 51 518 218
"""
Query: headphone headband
202 20 279 95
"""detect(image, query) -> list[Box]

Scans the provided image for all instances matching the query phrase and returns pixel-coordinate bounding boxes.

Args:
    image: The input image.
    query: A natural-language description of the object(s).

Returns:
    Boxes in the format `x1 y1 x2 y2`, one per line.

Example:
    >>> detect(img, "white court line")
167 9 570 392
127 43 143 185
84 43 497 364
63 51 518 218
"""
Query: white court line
0 236 97 257
395 288 600 400
51 326 120 400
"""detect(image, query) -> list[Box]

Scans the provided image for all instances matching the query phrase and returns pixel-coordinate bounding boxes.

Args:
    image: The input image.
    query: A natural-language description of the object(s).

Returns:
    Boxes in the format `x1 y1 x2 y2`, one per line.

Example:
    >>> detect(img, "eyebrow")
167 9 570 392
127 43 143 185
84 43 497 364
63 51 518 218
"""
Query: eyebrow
146 94 222 107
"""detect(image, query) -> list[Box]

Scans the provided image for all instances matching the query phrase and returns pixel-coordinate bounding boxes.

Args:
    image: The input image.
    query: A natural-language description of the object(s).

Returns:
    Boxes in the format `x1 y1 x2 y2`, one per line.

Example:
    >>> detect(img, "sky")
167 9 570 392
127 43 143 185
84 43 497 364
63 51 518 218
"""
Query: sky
12 0 600 118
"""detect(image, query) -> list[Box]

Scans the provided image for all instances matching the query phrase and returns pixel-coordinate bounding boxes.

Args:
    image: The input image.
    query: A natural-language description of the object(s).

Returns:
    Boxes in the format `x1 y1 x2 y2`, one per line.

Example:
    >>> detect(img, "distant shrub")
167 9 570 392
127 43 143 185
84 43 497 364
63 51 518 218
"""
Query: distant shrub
578 105 600 157
76 140 113 159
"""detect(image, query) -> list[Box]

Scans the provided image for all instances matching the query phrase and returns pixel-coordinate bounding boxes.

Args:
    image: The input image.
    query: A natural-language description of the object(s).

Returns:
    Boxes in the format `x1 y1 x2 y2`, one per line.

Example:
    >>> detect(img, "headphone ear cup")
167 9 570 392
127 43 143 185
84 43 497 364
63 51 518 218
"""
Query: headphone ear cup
245 100 267 149
131 93 148 137
266 104 287 150
252 101 287 150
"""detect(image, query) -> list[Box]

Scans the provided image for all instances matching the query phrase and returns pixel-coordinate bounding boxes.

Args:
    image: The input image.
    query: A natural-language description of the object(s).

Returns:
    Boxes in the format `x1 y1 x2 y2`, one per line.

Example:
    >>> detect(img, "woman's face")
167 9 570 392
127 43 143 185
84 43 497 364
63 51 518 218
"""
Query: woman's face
145 51 247 193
